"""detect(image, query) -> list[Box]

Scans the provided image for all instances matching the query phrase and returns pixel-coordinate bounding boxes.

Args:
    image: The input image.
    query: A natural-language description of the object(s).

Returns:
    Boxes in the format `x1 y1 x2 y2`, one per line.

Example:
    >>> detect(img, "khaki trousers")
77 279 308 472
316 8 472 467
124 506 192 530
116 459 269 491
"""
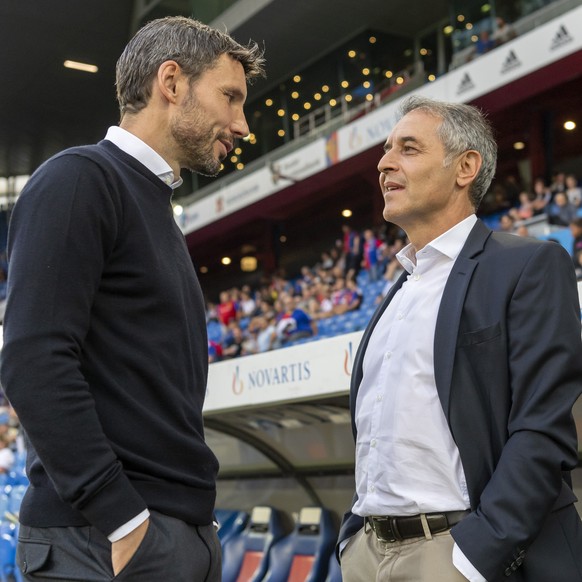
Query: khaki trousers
341 523 469 582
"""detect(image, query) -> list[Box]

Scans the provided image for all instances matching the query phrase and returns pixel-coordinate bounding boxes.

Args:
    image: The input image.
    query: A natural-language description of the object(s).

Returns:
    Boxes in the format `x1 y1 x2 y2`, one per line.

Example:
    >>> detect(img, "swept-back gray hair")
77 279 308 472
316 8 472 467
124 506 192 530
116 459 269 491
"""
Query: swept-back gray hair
397 95 497 209
116 16 265 117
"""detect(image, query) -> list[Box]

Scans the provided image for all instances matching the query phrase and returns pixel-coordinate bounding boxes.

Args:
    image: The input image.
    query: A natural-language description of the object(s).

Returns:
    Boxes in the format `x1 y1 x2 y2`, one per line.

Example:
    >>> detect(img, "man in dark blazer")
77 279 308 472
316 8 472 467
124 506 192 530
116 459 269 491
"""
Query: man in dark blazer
338 95 582 581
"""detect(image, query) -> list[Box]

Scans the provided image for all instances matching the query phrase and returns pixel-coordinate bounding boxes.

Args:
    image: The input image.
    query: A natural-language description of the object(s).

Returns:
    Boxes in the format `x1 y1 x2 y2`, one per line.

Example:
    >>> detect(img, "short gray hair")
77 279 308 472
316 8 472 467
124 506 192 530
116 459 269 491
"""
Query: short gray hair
116 16 265 117
397 95 497 209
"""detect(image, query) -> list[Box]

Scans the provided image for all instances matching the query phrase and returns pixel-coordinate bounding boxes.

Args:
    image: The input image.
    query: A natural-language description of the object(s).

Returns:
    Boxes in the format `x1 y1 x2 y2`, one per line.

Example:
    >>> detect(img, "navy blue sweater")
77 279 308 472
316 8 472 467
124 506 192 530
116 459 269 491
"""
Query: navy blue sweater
0 141 218 536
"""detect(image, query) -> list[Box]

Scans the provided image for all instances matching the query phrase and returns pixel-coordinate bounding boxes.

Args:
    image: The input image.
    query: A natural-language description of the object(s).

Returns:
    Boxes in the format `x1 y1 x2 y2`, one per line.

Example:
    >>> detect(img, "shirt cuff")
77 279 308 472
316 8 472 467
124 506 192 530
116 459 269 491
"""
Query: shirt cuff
453 542 487 582
338 538 350 557
107 509 150 542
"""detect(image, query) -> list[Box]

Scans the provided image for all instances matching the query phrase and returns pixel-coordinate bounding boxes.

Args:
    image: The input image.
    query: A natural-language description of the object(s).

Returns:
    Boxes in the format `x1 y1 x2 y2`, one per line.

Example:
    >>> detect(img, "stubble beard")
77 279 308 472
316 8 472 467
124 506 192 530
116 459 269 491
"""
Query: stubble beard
171 103 224 178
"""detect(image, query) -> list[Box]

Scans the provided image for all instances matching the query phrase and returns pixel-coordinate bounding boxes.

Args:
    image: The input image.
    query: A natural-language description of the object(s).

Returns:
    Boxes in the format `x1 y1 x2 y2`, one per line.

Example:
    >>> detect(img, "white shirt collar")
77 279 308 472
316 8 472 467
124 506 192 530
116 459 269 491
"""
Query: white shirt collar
104 126 183 189
397 214 478 274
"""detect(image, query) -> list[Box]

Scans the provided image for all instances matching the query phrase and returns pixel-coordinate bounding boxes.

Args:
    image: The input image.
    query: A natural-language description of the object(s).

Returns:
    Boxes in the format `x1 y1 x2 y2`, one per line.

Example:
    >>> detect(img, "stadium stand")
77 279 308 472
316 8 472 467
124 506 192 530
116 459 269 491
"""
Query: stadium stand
261 506 337 582
221 506 292 582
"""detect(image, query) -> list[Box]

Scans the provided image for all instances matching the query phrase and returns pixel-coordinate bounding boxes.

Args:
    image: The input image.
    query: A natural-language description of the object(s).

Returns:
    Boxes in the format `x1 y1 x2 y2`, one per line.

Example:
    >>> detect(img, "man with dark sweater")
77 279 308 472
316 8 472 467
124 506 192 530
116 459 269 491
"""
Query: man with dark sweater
0 16 264 581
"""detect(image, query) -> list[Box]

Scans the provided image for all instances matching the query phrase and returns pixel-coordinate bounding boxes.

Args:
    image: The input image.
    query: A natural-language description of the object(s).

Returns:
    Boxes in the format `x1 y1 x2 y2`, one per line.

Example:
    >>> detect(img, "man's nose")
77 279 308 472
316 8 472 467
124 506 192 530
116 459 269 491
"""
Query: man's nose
377 150 396 174
232 109 250 138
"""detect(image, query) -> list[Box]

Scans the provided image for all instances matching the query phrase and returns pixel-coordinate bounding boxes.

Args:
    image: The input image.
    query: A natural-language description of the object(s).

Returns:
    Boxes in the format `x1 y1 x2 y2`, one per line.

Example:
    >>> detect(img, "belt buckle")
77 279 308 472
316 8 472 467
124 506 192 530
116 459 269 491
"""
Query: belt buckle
370 516 399 543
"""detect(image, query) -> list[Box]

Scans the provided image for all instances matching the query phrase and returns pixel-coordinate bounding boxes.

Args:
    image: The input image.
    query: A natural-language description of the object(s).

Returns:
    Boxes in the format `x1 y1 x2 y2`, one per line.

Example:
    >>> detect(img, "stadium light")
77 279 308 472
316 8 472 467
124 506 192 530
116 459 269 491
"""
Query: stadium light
64 60 98 73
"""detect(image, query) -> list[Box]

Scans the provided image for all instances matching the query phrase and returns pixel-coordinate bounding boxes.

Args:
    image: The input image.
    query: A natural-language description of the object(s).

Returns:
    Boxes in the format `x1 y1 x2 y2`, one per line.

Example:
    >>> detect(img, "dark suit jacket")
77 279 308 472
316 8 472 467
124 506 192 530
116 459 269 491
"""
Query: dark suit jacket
339 220 582 581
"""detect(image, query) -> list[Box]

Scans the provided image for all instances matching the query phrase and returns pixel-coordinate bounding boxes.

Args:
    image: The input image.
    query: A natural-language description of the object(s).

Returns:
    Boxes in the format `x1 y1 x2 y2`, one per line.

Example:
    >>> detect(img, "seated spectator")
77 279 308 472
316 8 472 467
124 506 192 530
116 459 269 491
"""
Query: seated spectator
326 277 358 315
509 191 534 220
498 213 516 233
361 229 382 282
208 339 223 363
574 249 582 280
275 295 317 345
565 173 581 207
319 250 334 270
515 224 530 237
217 290 238 326
550 171 567 196
492 16 517 47
547 192 578 227
222 324 245 359
341 224 363 280
330 277 350 310
248 314 277 353
531 177 552 215
298 265 316 286
570 217 582 257
0 412 14 474
475 30 495 55
314 284 334 319
237 288 257 318
348 279 364 307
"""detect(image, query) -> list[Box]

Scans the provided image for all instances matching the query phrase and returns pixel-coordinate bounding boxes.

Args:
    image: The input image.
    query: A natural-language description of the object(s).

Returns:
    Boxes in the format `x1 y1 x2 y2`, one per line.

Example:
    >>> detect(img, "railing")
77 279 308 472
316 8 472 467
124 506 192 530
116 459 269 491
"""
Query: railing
292 63 423 141
179 63 425 208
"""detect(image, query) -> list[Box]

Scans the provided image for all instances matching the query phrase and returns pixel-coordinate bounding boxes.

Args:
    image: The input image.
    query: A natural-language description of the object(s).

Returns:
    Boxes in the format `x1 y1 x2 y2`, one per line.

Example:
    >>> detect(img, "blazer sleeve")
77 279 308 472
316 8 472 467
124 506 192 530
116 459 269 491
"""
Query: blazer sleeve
451 242 582 580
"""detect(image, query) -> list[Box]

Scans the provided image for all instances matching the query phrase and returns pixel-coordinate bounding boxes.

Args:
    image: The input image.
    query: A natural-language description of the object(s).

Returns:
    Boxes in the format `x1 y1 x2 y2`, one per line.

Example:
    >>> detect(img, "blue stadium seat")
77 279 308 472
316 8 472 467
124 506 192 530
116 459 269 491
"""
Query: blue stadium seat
6 485 27 516
537 228 574 255
0 494 9 523
316 318 335 336
325 552 342 582
215 509 249 547
352 310 372 331
222 506 291 582
356 271 369 286
207 319 224 343
261 506 337 582
0 533 16 582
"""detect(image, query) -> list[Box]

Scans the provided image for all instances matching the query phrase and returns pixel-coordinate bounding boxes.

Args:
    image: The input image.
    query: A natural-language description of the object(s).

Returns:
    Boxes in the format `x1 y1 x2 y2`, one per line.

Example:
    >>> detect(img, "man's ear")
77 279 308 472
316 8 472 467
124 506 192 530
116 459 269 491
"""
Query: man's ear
456 150 482 189
156 60 182 104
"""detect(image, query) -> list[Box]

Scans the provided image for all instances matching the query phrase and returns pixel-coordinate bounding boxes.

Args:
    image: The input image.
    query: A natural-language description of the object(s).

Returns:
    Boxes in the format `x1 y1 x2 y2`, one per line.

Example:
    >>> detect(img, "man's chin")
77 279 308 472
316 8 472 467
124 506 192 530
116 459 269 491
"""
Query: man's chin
186 161 222 178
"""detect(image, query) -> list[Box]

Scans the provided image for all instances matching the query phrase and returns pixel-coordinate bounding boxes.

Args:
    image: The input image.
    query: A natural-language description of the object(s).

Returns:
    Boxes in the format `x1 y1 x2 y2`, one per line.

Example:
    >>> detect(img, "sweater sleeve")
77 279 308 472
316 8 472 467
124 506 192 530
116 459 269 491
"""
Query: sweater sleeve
0 153 148 536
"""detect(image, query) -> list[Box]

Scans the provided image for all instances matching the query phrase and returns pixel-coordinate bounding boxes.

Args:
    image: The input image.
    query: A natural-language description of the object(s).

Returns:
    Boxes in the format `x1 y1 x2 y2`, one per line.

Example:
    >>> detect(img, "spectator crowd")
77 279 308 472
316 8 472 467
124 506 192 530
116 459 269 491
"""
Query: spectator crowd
206 170 582 363
205 223 408 362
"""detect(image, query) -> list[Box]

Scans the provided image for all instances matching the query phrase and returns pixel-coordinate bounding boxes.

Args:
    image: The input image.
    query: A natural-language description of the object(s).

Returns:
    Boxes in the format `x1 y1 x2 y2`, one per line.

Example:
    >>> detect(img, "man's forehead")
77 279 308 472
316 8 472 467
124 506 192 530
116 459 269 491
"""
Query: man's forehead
385 110 440 145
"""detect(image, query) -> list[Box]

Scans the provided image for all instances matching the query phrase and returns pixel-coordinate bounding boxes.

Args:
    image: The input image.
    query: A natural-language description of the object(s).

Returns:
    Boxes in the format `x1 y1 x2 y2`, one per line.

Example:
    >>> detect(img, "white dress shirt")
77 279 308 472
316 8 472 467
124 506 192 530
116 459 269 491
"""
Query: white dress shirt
352 214 486 581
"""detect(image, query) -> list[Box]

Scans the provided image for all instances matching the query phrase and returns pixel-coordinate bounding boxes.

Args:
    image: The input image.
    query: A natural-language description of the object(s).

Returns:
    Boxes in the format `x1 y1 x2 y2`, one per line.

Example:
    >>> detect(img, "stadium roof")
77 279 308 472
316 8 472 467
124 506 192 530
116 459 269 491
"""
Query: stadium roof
0 0 450 179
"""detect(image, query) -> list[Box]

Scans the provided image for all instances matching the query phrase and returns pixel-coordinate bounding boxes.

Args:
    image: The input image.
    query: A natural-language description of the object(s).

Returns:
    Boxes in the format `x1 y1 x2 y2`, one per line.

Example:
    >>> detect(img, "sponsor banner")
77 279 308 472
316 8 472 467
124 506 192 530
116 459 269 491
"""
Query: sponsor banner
336 5 582 161
336 105 400 160
203 331 362 413
272 139 328 181
335 80 446 161
180 6 582 233
180 138 327 234
444 5 582 103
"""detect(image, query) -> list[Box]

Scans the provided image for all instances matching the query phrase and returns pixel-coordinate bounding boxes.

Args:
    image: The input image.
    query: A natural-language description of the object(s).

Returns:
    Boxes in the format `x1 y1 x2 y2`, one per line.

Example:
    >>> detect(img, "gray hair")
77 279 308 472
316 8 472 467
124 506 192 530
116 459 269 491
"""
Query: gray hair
397 95 497 209
116 16 265 117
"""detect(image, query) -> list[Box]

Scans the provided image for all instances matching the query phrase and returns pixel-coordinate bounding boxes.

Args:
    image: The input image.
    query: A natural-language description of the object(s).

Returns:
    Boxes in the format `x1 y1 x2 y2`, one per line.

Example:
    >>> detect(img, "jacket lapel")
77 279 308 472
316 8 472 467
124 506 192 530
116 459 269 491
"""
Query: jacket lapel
433 220 491 420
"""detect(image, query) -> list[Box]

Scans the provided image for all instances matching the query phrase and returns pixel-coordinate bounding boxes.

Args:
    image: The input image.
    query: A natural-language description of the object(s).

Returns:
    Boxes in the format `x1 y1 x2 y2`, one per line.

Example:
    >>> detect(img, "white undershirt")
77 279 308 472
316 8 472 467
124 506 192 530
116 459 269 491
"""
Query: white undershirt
104 126 183 189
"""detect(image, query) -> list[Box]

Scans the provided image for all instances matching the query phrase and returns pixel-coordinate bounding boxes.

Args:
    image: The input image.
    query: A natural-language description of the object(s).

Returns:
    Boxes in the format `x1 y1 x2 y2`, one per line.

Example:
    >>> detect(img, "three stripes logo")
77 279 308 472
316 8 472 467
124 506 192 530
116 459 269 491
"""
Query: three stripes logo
551 24 572 50
456 73 475 95
501 50 521 74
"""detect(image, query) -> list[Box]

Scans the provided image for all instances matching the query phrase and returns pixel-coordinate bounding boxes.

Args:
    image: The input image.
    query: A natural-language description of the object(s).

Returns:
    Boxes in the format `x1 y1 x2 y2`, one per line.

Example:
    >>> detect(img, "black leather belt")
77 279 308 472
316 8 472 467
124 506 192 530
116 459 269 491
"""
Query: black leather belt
367 510 470 543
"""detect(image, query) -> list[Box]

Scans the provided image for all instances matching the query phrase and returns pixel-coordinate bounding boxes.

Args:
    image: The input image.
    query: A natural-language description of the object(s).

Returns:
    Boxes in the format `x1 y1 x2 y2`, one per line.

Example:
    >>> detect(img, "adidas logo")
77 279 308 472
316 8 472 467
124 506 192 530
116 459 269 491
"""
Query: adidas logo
457 73 475 95
551 24 572 50
501 50 521 73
